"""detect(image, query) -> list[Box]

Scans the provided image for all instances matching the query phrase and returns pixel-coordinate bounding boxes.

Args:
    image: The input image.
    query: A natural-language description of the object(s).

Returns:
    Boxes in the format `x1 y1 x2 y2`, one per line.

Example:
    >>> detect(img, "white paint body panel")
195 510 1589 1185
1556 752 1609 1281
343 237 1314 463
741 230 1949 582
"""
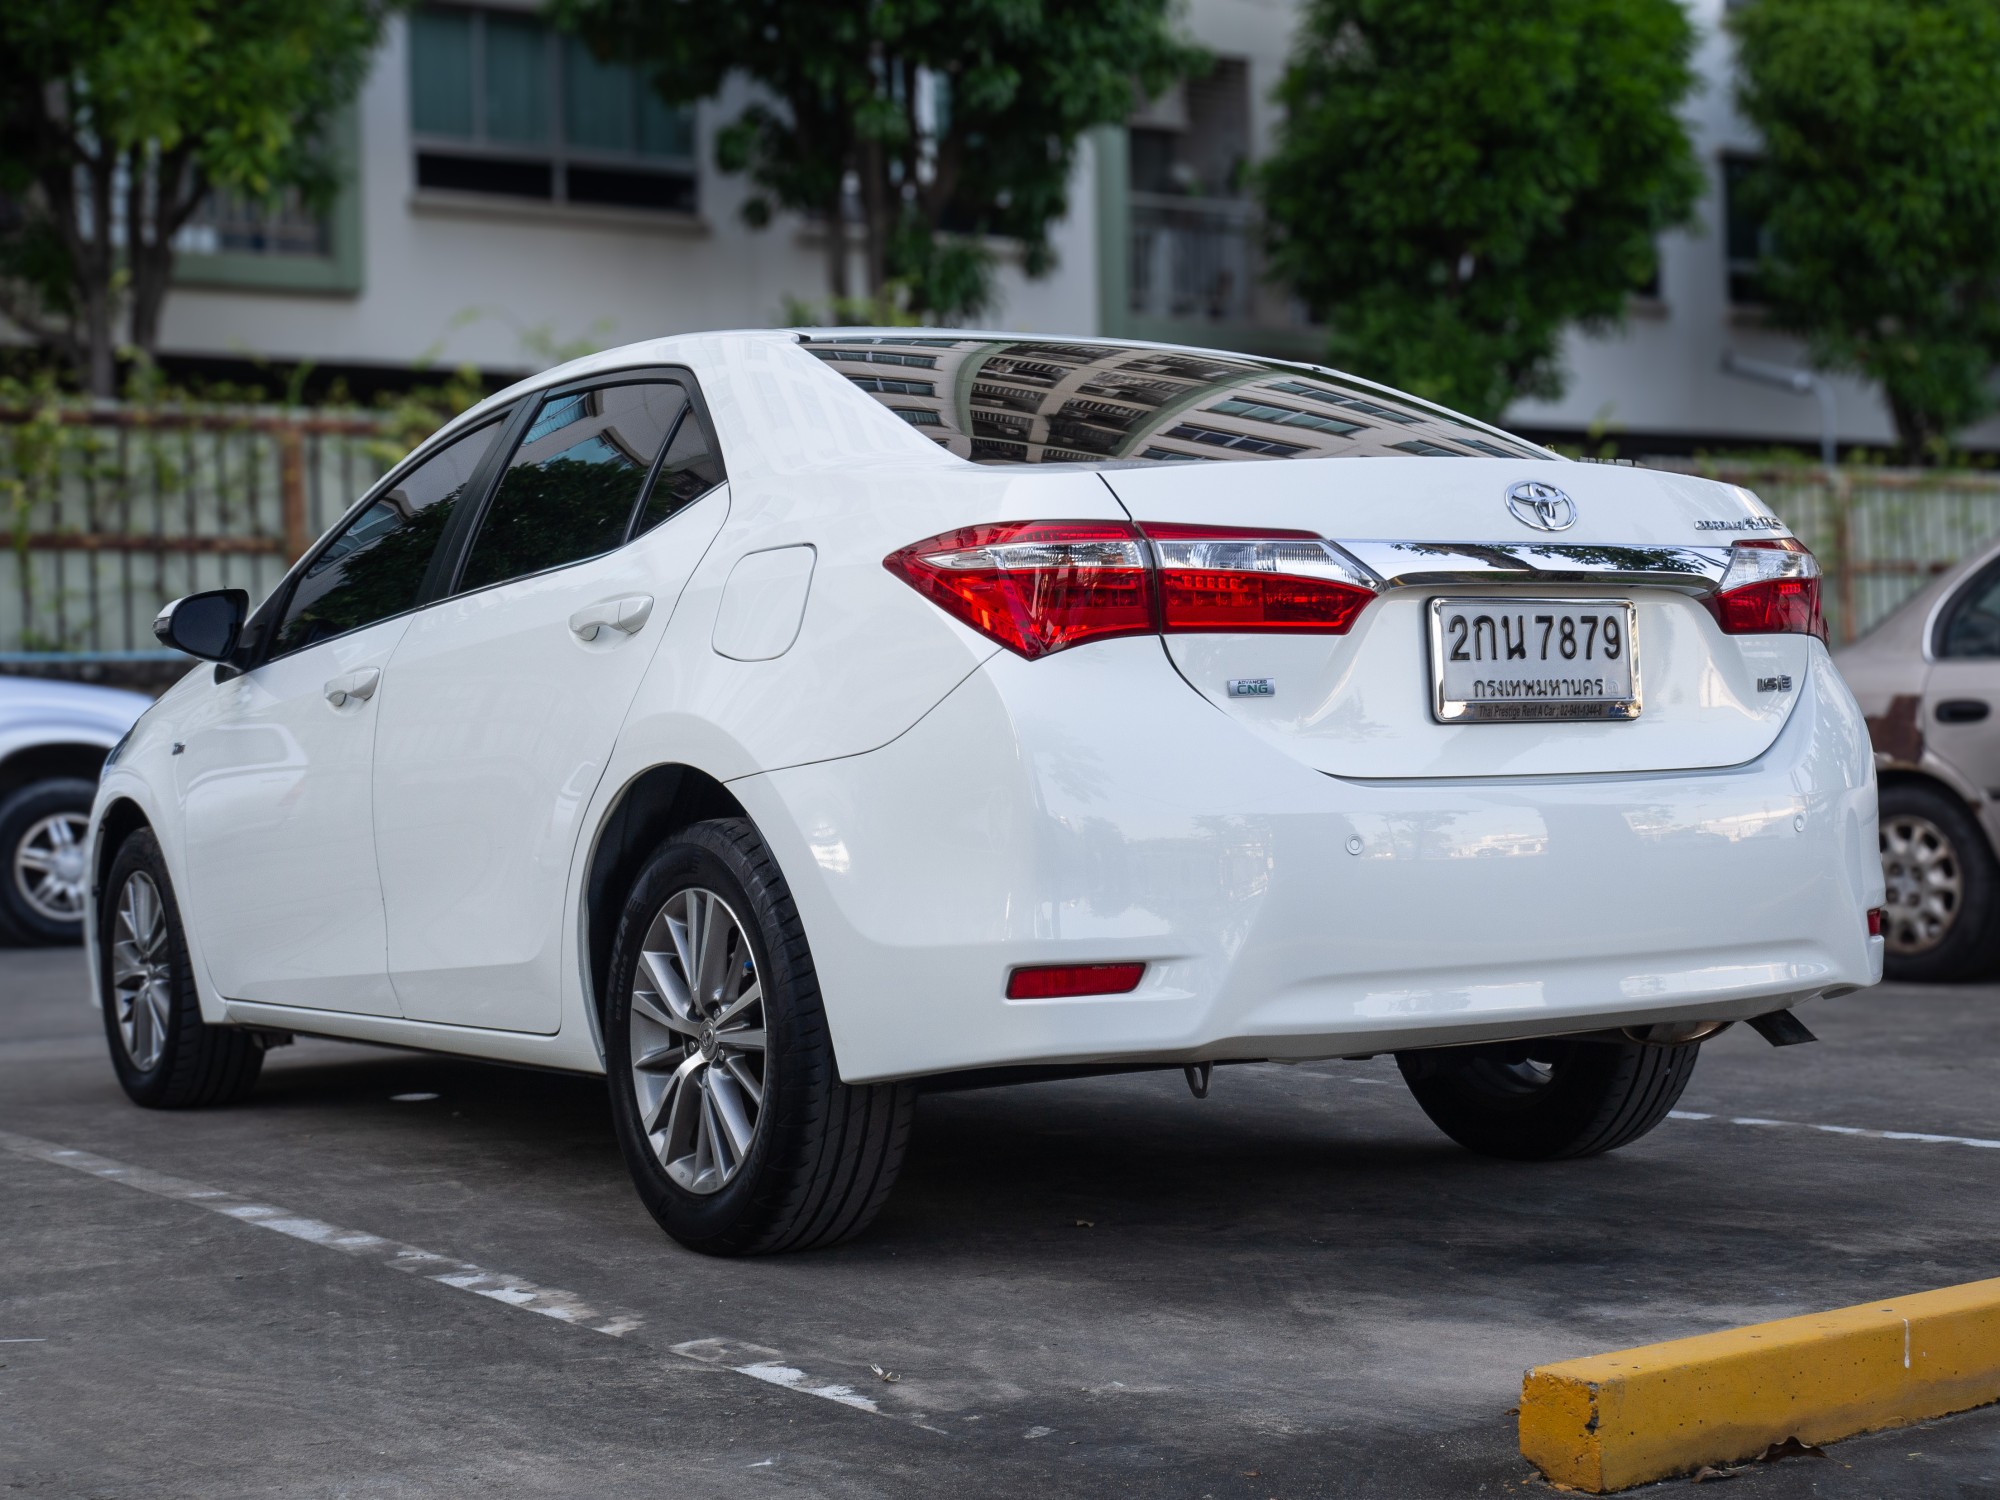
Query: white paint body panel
1104 459 1809 777
173 619 407 1015
93 331 1882 1086
744 635 1880 1081
712 545 817 662
370 491 728 1033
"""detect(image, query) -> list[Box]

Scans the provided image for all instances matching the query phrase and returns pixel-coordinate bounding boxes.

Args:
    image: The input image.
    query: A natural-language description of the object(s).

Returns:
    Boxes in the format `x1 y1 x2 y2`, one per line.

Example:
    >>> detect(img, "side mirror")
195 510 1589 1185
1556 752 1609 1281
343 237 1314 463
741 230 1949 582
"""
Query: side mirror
153 589 248 662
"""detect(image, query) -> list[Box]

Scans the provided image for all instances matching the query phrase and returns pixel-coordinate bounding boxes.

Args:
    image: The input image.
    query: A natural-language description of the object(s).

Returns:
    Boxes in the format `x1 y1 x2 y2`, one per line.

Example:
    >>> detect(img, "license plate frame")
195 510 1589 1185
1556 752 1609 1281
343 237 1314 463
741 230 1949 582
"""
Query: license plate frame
1426 597 1642 724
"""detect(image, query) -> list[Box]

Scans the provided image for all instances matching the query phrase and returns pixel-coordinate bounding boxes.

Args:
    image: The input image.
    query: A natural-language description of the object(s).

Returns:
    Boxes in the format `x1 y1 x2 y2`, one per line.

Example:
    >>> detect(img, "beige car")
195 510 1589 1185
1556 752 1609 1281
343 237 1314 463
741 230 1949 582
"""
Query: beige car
1838 542 2000 980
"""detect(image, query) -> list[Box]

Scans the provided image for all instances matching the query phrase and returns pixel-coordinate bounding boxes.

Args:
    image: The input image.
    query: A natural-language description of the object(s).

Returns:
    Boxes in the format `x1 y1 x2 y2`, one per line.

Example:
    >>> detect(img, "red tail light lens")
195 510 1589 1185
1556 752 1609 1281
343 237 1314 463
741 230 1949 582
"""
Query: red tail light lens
885 521 1381 658
1704 538 1826 641
883 522 1153 660
1144 524 1380 633
1867 907 1883 938
1006 962 1146 999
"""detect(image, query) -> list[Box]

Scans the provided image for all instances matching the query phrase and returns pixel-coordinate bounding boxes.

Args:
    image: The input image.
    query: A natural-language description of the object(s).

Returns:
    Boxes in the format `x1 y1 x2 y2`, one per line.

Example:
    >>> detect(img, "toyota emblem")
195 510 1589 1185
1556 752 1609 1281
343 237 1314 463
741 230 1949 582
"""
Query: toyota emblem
1505 480 1577 532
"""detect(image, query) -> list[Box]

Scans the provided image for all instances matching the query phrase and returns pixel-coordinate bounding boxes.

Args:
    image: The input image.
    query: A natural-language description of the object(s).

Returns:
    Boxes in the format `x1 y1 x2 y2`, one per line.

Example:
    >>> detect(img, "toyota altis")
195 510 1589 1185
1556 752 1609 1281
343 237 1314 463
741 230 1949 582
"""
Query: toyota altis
89 332 1883 1254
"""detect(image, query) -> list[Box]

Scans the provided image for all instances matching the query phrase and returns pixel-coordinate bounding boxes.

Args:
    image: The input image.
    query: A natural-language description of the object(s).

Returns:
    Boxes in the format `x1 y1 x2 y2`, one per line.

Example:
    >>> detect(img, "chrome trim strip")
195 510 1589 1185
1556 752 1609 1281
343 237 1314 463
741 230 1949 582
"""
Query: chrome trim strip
1338 540 1730 593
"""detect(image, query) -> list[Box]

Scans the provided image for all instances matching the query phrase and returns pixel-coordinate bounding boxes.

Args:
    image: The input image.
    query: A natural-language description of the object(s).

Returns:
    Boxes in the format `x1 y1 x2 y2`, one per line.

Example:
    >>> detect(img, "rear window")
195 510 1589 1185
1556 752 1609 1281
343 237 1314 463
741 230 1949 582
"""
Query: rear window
800 335 1547 465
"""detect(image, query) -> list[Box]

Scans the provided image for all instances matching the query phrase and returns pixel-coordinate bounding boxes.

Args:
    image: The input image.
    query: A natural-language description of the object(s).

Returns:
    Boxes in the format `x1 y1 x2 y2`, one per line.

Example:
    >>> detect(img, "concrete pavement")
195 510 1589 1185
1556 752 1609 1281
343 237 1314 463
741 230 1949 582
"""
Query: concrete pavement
5 946 2000 1497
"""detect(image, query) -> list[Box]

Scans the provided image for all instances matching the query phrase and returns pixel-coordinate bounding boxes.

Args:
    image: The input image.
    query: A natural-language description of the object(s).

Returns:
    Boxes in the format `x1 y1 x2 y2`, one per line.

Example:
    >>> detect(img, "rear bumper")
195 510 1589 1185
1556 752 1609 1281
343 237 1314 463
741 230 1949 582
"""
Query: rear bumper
737 637 1882 1083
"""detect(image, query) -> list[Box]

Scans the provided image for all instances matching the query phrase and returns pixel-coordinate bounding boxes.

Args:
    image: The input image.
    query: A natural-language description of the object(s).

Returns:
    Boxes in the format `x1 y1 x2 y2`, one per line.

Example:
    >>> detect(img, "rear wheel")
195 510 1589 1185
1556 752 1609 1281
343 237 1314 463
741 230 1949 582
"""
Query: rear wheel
0 778 97 945
1879 781 2000 983
100 828 264 1107
1395 1038 1698 1161
604 818 914 1256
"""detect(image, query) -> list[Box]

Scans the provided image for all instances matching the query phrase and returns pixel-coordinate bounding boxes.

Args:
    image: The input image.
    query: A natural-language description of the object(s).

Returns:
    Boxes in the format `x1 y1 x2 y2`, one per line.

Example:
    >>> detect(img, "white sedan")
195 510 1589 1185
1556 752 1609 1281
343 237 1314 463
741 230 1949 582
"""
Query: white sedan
91 331 1882 1254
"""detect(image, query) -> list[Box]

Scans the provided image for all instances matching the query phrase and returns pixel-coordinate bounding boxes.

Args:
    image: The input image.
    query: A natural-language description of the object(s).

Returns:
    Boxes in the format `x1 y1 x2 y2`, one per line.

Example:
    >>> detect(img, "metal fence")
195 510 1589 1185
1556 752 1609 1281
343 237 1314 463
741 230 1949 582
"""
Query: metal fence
1650 461 2000 645
1 404 390 655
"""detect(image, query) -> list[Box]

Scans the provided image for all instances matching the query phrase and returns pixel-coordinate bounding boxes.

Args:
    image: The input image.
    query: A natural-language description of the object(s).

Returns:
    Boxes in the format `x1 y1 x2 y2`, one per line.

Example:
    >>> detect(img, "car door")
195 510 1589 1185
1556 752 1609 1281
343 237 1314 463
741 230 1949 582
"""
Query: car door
371 374 727 1033
175 414 510 1013
1923 557 2000 827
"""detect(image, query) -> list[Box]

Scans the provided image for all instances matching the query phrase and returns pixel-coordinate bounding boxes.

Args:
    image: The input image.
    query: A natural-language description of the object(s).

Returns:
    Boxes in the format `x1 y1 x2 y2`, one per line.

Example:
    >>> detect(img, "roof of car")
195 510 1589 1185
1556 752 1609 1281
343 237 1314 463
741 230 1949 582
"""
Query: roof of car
438 327 1553 473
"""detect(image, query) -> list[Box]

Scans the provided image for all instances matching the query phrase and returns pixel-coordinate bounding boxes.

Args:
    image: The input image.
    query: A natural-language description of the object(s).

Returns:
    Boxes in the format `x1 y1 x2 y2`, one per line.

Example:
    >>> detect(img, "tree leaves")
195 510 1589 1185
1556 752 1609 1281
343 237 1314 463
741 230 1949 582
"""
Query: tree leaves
557 0 1204 318
1731 0 2000 460
1258 0 1702 422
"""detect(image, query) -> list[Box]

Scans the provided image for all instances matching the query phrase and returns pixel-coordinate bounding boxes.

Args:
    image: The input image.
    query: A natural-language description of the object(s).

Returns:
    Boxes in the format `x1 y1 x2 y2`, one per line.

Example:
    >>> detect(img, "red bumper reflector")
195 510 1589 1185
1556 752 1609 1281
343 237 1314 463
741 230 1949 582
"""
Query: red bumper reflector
1868 907 1883 938
1006 962 1146 1000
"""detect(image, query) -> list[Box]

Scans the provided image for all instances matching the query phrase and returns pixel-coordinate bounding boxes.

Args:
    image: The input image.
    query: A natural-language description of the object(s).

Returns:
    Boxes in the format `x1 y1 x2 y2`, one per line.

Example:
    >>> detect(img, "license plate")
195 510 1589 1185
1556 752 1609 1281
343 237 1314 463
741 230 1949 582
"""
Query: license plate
1427 598 1641 723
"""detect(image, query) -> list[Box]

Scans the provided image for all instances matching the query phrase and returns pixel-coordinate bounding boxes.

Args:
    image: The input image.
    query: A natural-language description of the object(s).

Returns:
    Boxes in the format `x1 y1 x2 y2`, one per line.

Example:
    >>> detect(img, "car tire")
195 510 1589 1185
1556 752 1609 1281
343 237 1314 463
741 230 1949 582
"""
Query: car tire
1878 780 2000 983
0 777 99 945
1395 1038 1698 1161
604 817 915 1256
100 827 264 1108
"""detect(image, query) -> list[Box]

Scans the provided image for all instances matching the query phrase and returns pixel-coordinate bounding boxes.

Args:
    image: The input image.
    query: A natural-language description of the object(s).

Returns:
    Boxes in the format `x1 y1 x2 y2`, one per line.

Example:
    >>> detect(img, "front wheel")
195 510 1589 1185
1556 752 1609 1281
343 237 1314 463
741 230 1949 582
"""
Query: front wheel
100 828 264 1107
1396 1038 1698 1161
604 818 914 1256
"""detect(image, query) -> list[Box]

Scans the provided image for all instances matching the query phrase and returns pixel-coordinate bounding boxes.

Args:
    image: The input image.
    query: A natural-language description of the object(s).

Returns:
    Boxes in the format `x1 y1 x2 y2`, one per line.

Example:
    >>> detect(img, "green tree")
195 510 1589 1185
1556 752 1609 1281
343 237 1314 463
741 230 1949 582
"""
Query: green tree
1258 0 1702 422
0 1 392 396
1731 0 2000 461
556 0 1203 320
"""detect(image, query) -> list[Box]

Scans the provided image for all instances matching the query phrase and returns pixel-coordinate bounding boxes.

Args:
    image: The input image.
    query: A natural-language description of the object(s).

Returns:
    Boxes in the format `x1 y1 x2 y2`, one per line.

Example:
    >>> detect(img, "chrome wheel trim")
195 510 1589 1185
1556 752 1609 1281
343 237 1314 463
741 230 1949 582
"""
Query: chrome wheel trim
1880 814 1964 956
111 871 173 1071
628 886 766 1195
14 810 90 924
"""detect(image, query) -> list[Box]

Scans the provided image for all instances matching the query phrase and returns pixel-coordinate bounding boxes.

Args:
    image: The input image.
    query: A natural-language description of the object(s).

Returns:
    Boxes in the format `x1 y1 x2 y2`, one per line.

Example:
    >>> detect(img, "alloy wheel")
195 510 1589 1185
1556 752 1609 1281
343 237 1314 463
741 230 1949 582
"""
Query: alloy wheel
628 886 767 1194
1880 814 1962 955
14 810 90 924
111 872 173 1070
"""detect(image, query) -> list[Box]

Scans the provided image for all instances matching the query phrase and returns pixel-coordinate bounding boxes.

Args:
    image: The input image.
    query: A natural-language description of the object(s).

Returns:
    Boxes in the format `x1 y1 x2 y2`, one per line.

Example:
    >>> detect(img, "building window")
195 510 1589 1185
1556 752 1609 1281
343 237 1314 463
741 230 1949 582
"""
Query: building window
1722 154 1768 305
408 4 697 214
177 187 329 258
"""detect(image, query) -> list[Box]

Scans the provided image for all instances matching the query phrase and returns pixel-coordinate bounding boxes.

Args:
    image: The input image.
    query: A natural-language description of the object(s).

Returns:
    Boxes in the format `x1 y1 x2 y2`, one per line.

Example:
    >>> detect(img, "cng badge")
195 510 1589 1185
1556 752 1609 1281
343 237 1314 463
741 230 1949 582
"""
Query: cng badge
1228 678 1276 698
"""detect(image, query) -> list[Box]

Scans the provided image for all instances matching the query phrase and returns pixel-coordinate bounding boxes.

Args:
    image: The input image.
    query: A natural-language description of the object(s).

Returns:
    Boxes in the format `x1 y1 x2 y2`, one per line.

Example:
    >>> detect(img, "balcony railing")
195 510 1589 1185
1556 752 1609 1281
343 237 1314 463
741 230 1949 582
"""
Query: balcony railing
1127 191 1320 335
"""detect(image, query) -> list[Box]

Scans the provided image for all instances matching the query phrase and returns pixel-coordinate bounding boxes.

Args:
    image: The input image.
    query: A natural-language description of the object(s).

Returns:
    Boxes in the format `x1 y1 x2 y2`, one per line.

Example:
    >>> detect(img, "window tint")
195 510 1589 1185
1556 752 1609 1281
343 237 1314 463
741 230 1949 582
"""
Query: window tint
800 335 1547 465
270 417 505 658
1941 568 2000 658
632 399 724 538
458 382 687 593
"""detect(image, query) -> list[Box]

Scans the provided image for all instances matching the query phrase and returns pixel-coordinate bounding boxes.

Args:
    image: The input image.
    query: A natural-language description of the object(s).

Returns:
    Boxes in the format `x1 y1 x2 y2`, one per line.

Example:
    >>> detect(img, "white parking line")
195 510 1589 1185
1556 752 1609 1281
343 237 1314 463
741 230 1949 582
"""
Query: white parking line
1668 1111 2000 1151
0 1128 937 1430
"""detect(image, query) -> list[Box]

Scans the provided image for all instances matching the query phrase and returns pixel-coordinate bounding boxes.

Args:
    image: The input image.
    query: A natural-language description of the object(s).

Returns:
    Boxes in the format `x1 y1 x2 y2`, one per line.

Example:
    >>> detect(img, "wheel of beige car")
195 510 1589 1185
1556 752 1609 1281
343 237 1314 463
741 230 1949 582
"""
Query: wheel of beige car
603 818 915 1256
100 827 264 1108
1395 1039 1699 1160
1878 781 2000 983
0 778 98 945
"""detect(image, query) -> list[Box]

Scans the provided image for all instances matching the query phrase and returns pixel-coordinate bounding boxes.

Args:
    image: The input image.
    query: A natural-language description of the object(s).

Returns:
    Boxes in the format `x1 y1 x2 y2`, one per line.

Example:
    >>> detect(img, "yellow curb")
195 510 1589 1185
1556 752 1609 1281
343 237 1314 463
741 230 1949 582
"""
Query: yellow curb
1520 1277 2000 1491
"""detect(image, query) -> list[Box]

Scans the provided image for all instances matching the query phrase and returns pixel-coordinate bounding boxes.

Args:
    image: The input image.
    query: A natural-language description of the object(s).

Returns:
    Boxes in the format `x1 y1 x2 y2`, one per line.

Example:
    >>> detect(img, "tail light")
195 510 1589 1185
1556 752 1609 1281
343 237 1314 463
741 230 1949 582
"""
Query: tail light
884 521 1379 659
1145 524 1380 633
1704 538 1826 641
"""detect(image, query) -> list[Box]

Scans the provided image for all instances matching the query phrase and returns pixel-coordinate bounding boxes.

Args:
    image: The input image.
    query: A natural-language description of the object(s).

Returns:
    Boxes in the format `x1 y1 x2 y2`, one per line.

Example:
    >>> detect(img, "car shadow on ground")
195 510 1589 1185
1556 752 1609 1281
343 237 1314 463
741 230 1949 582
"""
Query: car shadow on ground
230 1043 1860 1308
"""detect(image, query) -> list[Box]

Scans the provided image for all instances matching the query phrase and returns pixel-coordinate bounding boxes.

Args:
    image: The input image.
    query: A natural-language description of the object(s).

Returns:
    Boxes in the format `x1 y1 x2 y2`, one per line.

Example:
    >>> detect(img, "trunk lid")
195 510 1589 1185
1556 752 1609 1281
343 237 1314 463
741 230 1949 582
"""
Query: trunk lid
1099 458 1812 778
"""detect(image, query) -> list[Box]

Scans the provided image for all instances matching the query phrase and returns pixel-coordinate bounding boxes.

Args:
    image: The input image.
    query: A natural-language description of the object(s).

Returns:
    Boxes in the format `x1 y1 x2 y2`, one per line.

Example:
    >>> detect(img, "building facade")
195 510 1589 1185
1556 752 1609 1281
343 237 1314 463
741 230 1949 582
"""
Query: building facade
142 0 1998 454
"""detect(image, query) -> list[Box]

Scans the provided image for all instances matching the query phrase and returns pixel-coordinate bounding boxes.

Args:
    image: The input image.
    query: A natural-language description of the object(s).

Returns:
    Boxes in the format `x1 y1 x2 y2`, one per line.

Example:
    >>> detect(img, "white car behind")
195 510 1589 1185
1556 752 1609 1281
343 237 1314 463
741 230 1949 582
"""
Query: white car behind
0 674 149 944
91 331 1882 1254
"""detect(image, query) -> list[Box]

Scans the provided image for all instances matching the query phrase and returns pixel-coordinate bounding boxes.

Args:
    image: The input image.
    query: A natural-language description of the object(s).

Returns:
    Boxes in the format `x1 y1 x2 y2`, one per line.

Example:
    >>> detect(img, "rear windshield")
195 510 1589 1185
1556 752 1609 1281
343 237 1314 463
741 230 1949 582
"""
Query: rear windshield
799 335 1547 465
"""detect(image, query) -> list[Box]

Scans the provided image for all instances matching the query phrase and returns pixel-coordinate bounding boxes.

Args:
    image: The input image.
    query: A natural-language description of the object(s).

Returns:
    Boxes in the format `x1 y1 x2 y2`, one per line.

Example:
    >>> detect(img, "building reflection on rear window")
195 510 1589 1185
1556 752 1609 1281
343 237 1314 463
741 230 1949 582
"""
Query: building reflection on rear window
799 335 1548 465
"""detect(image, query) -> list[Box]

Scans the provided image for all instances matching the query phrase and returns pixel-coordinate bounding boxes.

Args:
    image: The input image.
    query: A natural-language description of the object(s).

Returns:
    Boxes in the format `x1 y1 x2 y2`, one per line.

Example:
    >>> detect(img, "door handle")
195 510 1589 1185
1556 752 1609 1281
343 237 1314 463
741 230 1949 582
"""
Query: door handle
569 594 654 642
1936 699 1990 724
323 667 381 708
